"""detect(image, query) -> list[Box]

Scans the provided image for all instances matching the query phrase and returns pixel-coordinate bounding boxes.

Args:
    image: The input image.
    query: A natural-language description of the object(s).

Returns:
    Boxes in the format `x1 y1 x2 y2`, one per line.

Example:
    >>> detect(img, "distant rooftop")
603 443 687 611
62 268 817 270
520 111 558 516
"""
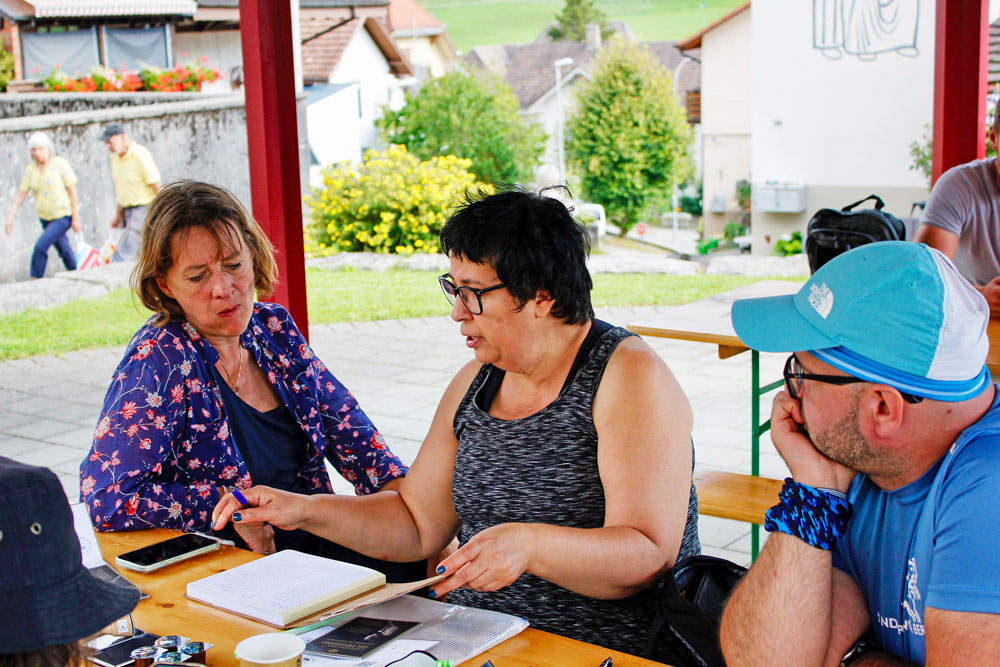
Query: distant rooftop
0 0 196 19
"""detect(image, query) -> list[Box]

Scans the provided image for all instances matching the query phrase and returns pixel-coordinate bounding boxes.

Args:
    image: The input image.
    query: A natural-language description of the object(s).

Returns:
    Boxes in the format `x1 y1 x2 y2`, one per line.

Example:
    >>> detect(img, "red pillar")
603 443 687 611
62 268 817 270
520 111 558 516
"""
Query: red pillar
239 0 309 339
931 0 989 184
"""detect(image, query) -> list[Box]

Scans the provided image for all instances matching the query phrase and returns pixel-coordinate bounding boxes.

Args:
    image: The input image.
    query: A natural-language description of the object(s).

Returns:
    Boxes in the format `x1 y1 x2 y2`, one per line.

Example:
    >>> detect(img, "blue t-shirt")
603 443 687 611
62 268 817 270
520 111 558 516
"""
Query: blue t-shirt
833 387 1000 663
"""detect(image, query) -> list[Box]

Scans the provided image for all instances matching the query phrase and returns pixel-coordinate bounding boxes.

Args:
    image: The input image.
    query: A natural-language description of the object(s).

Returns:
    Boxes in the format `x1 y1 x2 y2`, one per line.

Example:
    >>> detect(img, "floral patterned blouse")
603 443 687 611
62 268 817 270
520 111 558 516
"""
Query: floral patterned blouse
80 302 406 533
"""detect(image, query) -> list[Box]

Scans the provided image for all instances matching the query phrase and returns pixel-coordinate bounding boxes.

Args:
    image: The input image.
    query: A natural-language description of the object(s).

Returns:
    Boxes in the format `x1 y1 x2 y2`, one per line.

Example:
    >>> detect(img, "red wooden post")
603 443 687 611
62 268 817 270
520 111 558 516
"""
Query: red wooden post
931 0 990 184
239 0 309 339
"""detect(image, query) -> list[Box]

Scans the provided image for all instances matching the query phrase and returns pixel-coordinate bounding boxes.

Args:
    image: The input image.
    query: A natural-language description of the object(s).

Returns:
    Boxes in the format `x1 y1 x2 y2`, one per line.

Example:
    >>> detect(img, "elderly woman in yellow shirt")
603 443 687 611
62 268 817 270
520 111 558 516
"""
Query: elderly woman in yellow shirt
4 132 81 278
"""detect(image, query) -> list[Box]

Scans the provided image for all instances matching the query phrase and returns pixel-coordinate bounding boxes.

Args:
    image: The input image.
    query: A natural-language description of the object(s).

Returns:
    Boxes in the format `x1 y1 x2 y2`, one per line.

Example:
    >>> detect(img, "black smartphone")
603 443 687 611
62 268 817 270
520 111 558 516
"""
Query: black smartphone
114 534 220 573
89 633 160 667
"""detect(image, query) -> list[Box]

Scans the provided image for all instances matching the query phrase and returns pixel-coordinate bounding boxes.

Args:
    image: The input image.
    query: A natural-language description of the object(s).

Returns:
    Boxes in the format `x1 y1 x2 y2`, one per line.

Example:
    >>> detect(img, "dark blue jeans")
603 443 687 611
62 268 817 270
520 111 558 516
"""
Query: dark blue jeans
32 215 76 278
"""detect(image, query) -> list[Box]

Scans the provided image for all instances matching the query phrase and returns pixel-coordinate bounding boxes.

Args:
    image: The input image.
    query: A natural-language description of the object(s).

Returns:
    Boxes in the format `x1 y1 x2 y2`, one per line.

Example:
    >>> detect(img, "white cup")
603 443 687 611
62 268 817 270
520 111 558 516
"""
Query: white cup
233 633 306 667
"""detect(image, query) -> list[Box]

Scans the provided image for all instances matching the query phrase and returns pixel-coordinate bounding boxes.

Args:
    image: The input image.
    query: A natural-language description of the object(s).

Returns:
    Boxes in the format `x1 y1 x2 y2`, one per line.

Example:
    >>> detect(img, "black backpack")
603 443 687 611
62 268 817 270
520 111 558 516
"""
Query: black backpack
805 194 907 274
644 555 747 667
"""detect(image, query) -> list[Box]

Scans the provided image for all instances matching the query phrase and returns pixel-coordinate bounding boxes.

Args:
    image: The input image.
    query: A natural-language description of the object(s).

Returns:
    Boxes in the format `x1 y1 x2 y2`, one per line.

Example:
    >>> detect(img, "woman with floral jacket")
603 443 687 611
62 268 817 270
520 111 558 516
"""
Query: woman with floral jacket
80 181 419 580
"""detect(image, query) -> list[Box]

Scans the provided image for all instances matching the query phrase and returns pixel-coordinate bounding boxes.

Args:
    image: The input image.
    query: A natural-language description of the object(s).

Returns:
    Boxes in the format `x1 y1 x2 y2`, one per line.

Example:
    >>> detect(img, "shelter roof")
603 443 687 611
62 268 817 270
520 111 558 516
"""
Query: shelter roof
990 16 1000 86
0 0 195 19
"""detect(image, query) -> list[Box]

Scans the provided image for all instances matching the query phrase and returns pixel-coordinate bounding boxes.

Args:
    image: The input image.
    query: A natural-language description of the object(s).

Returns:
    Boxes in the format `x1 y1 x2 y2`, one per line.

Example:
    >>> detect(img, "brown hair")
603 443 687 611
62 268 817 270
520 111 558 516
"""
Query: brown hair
132 180 278 326
0 642 85 667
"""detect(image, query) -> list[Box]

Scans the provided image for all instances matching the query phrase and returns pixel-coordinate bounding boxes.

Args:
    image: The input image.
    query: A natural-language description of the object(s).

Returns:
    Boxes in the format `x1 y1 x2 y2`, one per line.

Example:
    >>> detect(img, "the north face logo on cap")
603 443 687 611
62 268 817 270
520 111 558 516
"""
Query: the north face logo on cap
808 283 834 319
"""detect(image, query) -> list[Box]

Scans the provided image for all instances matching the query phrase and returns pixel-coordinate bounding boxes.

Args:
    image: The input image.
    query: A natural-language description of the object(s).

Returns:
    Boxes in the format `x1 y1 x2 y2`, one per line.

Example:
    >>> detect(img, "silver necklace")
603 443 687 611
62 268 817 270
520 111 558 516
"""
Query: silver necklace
218 348 244 395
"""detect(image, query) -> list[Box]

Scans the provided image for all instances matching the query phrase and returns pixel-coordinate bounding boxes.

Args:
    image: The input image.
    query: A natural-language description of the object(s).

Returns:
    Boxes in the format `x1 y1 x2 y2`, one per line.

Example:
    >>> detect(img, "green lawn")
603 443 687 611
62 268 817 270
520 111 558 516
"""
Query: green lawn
0 269 799 360
422 0 746 52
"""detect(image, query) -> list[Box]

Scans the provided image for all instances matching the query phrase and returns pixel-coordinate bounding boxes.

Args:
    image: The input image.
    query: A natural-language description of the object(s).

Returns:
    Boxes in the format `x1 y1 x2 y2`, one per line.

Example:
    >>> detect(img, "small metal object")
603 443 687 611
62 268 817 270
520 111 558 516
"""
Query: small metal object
154 636 186 650
156 651 186 662
30 522 42 535
179 641 209 664
131 646 158 667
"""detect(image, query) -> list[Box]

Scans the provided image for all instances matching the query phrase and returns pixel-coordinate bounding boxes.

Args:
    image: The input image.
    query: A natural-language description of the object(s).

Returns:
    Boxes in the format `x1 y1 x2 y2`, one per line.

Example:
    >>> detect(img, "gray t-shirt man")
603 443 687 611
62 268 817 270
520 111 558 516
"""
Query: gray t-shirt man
918 158 1000 287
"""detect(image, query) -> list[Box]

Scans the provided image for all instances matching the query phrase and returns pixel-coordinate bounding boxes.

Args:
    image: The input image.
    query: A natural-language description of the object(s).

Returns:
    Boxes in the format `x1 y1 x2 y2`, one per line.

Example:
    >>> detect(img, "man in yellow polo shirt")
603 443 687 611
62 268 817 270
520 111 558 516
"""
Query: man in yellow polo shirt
100 123 162 262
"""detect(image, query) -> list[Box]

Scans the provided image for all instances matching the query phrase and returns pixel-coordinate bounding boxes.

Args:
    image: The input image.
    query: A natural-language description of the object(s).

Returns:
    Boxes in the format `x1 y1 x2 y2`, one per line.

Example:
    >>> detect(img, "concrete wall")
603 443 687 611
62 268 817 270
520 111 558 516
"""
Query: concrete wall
699 7 751 238
0 95 247 283
753 184 928 249
750 0 934 254
703 134 751 236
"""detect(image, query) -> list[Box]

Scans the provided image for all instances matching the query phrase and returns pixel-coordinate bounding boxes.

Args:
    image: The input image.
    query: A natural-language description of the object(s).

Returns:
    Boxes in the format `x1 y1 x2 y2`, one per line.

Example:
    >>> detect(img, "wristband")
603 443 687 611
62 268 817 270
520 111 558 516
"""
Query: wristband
764 478 853 550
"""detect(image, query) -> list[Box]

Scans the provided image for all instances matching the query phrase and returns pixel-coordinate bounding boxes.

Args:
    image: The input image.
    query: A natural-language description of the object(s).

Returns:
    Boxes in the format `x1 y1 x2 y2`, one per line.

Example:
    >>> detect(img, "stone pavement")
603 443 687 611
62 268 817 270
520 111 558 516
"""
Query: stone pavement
0 303 790 567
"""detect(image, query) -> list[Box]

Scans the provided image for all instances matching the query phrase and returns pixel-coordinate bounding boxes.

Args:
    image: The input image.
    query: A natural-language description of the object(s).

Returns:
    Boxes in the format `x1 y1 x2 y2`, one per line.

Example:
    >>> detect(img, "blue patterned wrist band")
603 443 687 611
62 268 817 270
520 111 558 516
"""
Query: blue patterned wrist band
764 478 853 550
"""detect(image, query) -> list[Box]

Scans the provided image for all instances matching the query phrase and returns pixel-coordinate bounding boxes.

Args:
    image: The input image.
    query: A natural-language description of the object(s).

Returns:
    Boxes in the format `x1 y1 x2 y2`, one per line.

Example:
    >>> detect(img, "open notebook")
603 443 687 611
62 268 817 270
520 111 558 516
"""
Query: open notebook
186 549 445 628
70 503 146 598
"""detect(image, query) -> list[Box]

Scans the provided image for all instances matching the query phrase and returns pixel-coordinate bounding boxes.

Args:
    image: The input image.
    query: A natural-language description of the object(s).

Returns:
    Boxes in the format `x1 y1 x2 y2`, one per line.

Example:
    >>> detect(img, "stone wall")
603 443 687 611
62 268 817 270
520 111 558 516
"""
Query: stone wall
0 93 309 284
0 92 206 120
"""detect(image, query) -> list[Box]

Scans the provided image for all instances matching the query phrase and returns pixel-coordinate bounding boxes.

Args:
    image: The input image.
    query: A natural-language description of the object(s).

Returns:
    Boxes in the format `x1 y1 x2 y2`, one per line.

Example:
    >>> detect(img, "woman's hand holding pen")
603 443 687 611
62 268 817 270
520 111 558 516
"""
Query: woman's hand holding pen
428 523 536 599
212 485 312 534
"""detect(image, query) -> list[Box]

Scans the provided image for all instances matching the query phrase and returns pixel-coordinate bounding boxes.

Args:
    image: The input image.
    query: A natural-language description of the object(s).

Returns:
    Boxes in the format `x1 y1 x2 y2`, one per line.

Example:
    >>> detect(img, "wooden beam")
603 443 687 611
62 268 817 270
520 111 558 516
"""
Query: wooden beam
931 0 990 184
239 0 309 339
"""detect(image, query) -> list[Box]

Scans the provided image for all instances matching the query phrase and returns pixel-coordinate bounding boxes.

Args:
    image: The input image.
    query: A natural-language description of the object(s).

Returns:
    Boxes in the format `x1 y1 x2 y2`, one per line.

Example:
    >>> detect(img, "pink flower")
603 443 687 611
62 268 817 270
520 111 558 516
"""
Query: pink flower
139 438 151 450
220 466 238 480
134 339 155 359
121 401 137 420
126 424 139 438
94 417 111 440
147 392 163 407
168 502 182 519
188 458 201 470
267 316 281 332
299 344 313 359
170 384 184 403
81 476 96 496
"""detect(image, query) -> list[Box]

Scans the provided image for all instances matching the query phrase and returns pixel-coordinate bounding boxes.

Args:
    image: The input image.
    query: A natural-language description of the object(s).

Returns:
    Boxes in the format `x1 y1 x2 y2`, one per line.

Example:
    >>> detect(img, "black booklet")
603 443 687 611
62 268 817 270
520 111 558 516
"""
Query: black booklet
305 617 419 659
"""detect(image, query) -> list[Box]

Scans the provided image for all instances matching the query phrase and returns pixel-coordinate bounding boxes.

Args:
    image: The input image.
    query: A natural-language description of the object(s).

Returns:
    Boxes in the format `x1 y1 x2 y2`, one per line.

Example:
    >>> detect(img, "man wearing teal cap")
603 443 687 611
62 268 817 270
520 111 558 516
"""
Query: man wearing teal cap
719 242 1000 665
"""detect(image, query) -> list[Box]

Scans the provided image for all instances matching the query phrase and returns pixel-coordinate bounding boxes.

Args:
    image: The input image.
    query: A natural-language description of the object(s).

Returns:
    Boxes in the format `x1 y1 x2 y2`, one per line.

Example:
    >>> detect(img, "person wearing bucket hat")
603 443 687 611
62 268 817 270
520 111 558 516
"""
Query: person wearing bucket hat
719 242 1000 666
0 457 139 662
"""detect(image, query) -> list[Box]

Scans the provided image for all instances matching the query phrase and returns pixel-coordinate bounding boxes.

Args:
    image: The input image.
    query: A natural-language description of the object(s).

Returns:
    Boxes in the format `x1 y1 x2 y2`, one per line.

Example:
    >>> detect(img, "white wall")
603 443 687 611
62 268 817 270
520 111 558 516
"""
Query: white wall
331 28 405 151
700 7 752 235
394 35 452 79
752 0 933 189
307 83 362 186
172 30 242 95
702 8 752 135
527 70 584 182
750 0 935 253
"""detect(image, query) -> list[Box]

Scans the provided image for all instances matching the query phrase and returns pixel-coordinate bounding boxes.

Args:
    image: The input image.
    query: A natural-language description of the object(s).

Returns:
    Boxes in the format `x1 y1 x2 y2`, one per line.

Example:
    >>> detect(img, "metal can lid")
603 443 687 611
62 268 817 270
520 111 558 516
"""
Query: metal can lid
157 652 186 662
154 636 186 649
130 647 158 659
179 642 206 655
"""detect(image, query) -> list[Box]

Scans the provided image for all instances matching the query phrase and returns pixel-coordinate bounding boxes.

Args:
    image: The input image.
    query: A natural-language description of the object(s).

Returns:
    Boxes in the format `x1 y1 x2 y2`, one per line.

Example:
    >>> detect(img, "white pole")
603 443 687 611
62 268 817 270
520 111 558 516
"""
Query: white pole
672 55 693 249
553 57 573 185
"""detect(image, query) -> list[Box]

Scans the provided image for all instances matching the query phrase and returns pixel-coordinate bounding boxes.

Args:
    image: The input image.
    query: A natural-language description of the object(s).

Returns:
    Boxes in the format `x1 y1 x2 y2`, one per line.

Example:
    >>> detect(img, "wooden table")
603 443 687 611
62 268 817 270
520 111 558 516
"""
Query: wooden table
97 529 667 667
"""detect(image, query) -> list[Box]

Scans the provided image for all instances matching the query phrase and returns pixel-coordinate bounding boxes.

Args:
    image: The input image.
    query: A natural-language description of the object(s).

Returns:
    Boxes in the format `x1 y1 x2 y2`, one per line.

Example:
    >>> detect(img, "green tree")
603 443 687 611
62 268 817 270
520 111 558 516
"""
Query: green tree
0 47 14 92
378 71 545 184
548 0 607 42
566 37 693 235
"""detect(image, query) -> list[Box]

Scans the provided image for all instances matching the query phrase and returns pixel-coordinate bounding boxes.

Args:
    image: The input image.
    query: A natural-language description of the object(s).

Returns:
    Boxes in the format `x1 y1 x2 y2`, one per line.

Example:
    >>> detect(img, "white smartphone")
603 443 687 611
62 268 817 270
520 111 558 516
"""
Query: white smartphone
114 533 220 573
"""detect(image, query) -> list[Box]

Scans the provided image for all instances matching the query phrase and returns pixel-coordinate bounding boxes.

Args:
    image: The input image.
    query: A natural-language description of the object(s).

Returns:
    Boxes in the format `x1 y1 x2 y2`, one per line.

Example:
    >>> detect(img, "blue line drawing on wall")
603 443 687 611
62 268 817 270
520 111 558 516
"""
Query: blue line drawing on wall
814 0 920 60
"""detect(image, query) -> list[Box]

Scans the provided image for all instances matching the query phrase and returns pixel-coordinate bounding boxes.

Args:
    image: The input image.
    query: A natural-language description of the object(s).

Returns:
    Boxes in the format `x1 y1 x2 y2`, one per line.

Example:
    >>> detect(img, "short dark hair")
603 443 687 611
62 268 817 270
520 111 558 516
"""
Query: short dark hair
133 180 278 326
440 187 594 325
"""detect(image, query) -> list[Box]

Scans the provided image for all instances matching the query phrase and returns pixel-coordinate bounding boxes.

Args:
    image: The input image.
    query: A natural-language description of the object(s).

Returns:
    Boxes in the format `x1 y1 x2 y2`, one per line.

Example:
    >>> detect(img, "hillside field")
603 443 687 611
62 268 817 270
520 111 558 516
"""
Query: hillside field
421 0 746 52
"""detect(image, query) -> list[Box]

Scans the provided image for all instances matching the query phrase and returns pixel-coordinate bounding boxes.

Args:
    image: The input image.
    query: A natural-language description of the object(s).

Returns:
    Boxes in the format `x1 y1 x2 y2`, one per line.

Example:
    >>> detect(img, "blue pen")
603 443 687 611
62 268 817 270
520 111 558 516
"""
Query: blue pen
231 488 250 506
598 658 612 667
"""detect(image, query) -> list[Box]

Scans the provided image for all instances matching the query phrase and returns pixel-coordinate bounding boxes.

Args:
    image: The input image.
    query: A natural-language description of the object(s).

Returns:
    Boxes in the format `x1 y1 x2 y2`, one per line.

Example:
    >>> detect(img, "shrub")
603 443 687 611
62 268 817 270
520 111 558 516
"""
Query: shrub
774 231 803 256
305 144 489 255
0 47 14 92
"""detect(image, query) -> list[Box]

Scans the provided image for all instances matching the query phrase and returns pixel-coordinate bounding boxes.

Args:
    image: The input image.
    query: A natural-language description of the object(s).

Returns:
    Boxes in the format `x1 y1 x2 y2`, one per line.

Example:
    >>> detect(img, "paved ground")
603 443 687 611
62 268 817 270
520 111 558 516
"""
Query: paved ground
0 303 789 567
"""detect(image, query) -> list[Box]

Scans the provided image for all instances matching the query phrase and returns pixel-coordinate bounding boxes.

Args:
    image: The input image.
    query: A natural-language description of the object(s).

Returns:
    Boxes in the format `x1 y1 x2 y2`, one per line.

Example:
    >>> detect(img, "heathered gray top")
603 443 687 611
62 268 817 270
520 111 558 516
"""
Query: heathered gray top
921 157 1000 285
449 326 700 656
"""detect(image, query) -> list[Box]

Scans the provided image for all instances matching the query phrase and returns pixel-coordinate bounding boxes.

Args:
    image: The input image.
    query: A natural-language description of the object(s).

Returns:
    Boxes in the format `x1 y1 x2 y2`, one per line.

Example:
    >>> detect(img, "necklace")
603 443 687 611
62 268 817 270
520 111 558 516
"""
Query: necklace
218 348 244 395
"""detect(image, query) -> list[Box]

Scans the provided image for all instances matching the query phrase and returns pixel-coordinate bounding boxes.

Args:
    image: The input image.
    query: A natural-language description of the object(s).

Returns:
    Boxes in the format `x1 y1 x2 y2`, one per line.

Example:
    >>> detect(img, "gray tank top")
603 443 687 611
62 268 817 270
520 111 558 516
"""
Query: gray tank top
450 325 701 655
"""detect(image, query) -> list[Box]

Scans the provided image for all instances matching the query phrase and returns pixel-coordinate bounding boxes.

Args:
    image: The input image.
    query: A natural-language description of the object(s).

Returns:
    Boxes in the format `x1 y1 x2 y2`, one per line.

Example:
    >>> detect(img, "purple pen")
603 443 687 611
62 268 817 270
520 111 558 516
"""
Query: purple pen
231 488 250 506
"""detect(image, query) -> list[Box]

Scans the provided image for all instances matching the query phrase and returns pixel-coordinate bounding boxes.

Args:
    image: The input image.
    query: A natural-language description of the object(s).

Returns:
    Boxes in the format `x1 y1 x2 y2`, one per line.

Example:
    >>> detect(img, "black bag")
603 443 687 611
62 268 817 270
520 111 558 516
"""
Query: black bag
805 194 907 274
644 555 747 667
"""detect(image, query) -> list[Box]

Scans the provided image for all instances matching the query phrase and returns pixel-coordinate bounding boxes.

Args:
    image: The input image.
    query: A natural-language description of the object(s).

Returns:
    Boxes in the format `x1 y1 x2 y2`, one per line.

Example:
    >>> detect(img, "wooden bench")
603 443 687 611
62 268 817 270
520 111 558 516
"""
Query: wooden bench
693 469 783 525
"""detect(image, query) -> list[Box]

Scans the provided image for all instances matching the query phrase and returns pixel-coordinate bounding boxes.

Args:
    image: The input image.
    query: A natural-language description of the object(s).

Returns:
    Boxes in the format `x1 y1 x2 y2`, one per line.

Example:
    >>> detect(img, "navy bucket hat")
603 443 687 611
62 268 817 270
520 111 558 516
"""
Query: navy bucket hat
0 457 139 654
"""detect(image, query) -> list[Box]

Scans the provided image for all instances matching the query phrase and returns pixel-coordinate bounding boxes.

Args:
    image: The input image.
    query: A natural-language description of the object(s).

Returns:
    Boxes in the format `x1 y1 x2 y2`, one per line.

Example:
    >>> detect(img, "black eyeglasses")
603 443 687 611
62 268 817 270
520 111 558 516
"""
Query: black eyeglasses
438 273 506 315
783 355 923 404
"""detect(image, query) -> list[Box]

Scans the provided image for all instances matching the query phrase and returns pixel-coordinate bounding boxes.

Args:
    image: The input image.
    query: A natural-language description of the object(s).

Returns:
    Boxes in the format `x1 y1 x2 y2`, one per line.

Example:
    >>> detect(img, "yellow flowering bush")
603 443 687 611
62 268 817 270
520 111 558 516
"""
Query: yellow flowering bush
305 145 489 255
